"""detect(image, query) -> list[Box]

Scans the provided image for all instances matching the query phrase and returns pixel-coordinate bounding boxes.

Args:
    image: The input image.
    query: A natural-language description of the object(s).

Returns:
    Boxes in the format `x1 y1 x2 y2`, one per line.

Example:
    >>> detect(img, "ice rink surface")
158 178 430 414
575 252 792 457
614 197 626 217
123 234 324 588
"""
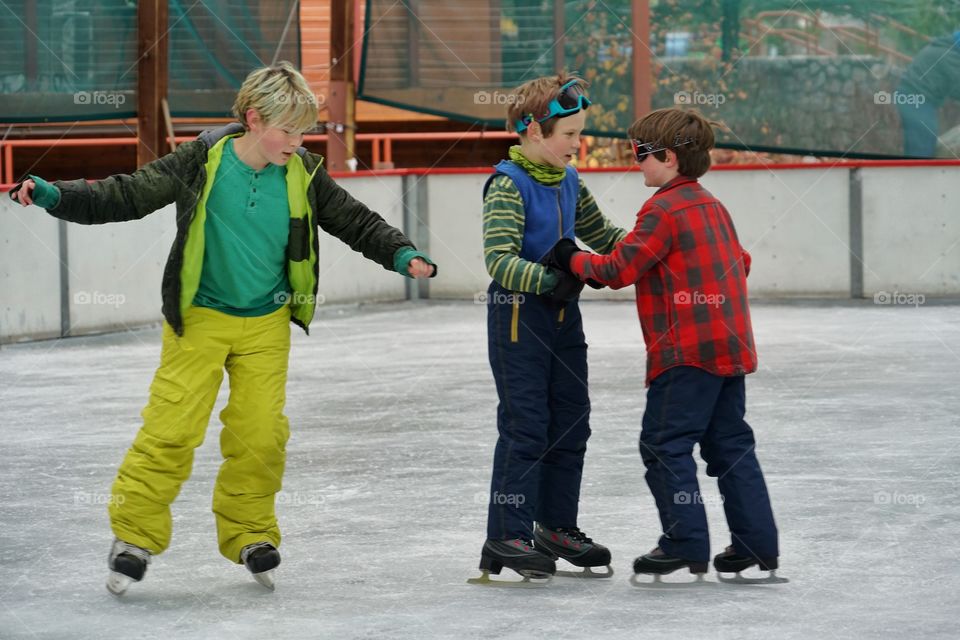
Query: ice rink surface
1 300 957 639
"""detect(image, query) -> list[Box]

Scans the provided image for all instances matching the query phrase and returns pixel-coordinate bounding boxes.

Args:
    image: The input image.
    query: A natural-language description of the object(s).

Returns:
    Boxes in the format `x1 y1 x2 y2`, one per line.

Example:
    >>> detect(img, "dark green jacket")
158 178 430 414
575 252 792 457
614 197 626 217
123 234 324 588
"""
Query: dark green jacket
44 123 418 335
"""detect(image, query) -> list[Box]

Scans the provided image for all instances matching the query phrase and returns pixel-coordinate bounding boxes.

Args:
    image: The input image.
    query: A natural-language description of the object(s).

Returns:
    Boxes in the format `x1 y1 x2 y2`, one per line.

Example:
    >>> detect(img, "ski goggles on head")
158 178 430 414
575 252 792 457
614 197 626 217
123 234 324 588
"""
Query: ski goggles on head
515 79 592 133
630 136 694 163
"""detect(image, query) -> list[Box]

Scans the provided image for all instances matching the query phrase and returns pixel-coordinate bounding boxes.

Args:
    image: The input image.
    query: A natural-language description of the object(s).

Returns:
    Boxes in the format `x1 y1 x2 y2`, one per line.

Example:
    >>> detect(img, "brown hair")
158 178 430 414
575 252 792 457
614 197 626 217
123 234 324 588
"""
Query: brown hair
505 72 588 137
628 108 719 178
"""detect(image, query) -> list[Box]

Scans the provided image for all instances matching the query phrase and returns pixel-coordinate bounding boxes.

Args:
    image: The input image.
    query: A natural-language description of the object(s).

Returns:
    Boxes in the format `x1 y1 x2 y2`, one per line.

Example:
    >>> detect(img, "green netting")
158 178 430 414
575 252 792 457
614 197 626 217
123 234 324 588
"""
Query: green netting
0 0 299 123
358 0 960 158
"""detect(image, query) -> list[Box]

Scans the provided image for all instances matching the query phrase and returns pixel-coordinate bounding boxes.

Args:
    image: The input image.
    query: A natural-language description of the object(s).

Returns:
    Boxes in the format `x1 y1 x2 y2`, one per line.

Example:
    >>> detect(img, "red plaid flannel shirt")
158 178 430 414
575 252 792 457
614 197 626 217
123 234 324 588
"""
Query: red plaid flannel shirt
570 176 757 385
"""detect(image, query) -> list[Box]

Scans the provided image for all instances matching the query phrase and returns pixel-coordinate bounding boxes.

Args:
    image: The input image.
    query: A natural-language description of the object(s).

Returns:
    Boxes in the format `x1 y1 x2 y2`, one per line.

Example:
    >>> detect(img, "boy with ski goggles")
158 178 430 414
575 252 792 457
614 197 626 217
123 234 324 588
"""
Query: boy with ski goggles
474 73 625 584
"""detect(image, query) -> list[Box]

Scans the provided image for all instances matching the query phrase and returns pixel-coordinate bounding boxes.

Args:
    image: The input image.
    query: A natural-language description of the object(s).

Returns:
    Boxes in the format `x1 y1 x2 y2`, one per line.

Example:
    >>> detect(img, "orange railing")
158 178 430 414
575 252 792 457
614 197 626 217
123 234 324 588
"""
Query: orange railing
743 10 930 64
1 130 592 184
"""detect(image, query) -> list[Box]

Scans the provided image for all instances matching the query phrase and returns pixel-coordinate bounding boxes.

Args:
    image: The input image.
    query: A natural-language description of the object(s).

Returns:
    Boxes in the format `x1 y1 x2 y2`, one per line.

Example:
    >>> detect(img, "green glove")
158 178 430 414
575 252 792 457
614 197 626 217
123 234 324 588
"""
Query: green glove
393 246 437 278
28 175 60 209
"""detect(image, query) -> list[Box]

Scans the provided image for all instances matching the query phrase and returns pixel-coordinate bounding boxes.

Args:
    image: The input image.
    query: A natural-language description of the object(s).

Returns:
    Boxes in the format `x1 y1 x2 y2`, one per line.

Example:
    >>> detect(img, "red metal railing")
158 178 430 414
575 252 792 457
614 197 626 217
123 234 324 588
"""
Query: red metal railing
1 130 591 184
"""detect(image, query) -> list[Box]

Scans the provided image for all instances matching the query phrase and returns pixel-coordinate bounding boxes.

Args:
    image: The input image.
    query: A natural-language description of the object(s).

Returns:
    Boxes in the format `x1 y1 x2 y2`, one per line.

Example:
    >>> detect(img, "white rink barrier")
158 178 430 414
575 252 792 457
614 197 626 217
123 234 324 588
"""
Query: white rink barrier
2 164 958 342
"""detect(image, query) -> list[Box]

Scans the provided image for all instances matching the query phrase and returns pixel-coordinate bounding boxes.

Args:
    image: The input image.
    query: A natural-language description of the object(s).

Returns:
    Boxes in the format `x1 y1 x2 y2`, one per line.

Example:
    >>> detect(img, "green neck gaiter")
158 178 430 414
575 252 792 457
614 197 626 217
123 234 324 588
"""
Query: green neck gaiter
509 145 566 186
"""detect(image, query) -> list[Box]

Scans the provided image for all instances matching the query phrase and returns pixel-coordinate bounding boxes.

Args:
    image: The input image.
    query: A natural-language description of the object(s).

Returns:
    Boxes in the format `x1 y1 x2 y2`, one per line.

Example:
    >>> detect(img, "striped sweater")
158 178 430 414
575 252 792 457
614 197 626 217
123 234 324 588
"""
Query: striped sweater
483 174 626 293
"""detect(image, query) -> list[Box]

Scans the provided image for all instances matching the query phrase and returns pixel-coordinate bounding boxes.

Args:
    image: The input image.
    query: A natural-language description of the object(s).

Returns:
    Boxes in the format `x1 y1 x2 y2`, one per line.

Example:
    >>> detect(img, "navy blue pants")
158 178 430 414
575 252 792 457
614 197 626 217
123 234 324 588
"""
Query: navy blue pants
640 366 778 563
485 281 591 540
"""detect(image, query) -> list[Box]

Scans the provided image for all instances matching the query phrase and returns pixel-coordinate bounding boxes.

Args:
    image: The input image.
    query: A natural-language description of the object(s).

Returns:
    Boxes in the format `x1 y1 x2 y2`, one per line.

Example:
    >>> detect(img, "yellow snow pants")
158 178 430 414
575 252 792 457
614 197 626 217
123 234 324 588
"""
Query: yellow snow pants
109 304 291 563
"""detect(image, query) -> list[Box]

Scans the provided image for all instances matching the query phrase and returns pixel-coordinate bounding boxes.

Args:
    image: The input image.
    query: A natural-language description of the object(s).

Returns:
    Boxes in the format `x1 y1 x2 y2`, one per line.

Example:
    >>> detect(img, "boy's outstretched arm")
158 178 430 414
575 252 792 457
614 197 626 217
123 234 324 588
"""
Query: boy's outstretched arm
310 166 436 278
483 175 559 294
9 141 199 224
555 203 672 290
573 179 627 255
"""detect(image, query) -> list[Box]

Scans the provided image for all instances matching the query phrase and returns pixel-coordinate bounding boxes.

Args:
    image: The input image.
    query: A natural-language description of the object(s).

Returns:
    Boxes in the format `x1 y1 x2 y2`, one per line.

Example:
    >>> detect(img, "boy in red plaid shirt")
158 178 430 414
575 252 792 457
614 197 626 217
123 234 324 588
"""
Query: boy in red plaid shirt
551 109 781 583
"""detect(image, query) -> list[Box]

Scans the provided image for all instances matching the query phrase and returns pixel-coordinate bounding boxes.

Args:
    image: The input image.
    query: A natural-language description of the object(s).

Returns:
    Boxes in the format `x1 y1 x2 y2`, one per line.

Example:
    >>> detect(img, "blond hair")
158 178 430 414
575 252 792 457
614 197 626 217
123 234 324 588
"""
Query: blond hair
232 61 319 133
506 72 588 137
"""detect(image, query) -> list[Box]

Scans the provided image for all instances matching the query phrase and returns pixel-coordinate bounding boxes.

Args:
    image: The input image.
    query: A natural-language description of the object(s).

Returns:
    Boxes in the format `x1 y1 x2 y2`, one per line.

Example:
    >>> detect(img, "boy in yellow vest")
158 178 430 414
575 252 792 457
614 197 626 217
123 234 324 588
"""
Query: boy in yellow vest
10 62 436 595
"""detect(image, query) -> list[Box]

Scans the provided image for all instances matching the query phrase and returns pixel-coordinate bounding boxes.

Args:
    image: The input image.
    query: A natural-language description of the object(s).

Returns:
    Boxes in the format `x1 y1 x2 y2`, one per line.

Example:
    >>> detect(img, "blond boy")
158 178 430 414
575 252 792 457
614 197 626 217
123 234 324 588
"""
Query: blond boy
11 62 436 594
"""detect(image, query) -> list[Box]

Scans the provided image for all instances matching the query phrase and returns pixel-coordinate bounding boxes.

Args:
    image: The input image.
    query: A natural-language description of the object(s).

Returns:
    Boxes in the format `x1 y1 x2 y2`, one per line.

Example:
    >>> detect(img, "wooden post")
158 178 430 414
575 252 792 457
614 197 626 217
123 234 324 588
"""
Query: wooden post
137 0 169 167
407 0 420 89
631 0 652 121
328 0 356 171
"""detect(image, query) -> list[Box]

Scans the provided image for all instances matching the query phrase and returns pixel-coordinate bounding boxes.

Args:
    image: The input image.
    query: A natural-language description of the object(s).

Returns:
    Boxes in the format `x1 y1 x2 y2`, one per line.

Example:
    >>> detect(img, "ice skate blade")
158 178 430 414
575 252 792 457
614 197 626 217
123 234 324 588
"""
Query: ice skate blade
251 569 276 590
556 565 614 579
717 570 789 585
467 569 552 588
629 572 713 589
106 572 134 596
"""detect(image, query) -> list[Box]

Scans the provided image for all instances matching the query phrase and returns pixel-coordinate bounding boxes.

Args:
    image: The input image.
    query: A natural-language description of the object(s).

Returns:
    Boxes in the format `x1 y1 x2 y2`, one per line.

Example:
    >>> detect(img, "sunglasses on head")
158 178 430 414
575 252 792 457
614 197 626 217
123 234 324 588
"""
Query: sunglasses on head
515 80 592 133
630 136 694 163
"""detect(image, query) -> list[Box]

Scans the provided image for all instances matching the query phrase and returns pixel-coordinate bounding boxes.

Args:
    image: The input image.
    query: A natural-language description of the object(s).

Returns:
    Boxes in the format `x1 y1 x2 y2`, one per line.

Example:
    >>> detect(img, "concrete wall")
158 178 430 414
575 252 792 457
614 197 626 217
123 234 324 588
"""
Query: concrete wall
314 175 407 304
423 167 855 302
66 208 176 335
2 165 958 342
700 168 851 296
860 166 960 296
1 204 62 341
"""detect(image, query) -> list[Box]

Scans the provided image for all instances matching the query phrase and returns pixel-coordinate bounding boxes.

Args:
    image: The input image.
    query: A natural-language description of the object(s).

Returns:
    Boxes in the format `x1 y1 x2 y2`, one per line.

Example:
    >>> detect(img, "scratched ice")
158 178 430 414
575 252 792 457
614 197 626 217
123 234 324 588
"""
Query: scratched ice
1 301 957 639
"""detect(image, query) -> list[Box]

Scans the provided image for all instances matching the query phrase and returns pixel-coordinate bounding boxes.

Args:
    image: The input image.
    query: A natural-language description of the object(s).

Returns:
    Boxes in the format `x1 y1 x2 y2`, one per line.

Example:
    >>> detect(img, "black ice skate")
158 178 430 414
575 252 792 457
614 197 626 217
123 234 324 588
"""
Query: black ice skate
241 542 281 590
107 538 151 596
713 546 788 584
533 524 613 578
467 539 556 587
629 547 709 588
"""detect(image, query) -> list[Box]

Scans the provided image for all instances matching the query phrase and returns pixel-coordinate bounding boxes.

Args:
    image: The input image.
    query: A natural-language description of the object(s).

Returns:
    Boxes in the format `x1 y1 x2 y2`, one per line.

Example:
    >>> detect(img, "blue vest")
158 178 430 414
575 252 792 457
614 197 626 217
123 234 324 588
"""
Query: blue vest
483 160 579 263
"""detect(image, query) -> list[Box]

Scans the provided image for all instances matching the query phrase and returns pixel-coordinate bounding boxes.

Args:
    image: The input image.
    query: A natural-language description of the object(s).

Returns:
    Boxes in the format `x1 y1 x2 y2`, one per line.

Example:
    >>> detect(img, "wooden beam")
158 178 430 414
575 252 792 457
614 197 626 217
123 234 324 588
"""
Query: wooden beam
631 0 652 122
407 0 420 89
328 0 356 171
162 98 176 151
137 0 169 167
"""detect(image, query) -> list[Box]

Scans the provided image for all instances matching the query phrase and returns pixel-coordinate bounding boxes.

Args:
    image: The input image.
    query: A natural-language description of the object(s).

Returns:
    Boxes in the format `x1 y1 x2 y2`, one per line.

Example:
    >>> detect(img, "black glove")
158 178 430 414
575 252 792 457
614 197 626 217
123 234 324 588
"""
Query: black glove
545 238 580 275
546 238 606 289
543 269 585 302
584 277 604 289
